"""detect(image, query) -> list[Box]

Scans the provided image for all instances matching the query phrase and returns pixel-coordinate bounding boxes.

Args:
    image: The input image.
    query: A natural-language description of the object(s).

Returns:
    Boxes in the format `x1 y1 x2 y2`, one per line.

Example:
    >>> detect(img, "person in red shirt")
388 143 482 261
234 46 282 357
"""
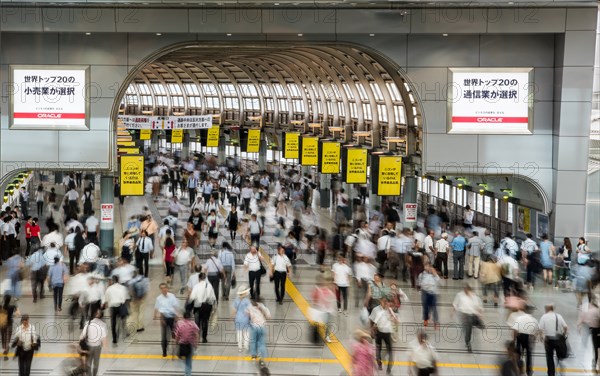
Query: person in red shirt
162 234 176 285
174 311 199 376
24 217 41 256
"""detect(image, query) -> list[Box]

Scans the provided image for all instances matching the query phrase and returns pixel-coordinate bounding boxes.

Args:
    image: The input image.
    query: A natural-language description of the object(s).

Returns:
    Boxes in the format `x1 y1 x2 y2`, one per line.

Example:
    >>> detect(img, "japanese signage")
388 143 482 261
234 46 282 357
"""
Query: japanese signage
246 129 261 153
100 203 114 224
300 137 319 166
171 129 184 144
174 115 212 129
319 141 341 174
118 147 140 155
206 126 220 147
120 116 150 129
283 132 300 159
140 129 152 141
117 141 135 147
517 206 531 233
448 68 533 134
404 203 417 222
118 115 212 130
343 148 368 184
10 65 89 129
375 155 402 196
120 155 144 196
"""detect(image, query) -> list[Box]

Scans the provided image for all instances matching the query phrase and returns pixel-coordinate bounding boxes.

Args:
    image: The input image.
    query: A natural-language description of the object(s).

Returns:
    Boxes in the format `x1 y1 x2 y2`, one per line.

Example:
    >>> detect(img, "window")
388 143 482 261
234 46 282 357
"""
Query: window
224 97 239 109
355 82 368 100
326 100 334 114
155 96 167 106
152 83 166 95
342 83 354 99
430 181 438 198
259 84 271 96
370 82 384 101
377 104 388 122
125 94 138 105
239 84 258 97
456 189 463 205
184 83 200 95
507 203 514 223
221 84 237 96
315 100 323 114
188 97 202 108
483 196 492 216
205 97 220 109
278 98 288 111
386 82 402 101
203 84 218 95
288 84 301 97
394 105 406 124
273 84 285 97
244 98 260 110
444 184 451 201
167 84 182 95
349 102 358 118
362 103 372 120
171 96 184 107
264 98 274 111
337 101 346 117
421 178 429 194
293 100 304 113
494 199 499 218
141 96 153 106
476 194 484 213
137 83 150 94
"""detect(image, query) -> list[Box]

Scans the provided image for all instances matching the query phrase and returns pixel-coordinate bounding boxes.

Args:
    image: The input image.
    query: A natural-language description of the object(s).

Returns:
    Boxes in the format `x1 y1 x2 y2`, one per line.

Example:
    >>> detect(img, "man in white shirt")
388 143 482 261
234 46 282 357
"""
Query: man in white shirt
392 228 413 282
354 255 376 309
104 275 129 344
248 214 263 247
452 284 483 353
241 185 254 215
271 245 292 305
500 232 519 259
331 255 353 314
218 244 236 301
204 251 224 303
135 231 154 278
538 304 568 376
85 211 100 245
423 229 435 263
511 309 538 376
466 231 485 279
434 233 450 278
376 229 393 276
79 242 100 266
189 273 216 343
369 298 398 374
43 243 64 266
42 227 64 249
111 257 136 285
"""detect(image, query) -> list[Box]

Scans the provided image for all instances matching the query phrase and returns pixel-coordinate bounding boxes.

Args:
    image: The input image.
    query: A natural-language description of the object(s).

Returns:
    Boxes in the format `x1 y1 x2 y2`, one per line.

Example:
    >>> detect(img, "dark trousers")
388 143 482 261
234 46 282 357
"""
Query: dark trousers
243 198 251 214
188 188 197 206
31 268 47 301
436 252 448 277
516 332 533 376
421 291 438 322
248 270 262 299
53 284 64 311
137 252 150 277
87 232 98 245
453 251 465 279
69 250 80 275
25 238 32 257
503 277 516 297
161 316 175 355
37 201 43 217
592 327 600 369
110 306 126 343
375 331 393 372
208 275 221 304
544 338 561 376
335 285 348 311
250 233 260 247
274 271 287 302
18 349 34 376
1 325 12 354
194 303 213 341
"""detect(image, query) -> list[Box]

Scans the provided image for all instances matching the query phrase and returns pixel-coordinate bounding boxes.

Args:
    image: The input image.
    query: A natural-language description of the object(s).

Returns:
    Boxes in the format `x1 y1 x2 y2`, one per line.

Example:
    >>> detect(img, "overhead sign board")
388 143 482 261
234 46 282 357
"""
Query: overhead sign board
246 129 261 153
10 65 90 130
319 141 341 174
447 67 533 134
171 129 184 143
372 155 402 196
118 115 212 130
343 147 368 184
120 155 144 196
140 129 152 140
206 126 220 147
283 132 300 159
300 136 319 166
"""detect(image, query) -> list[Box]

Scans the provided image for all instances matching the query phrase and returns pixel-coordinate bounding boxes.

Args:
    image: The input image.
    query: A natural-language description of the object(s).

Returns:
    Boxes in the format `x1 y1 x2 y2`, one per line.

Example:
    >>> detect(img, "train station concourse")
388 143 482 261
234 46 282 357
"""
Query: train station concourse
0 0 599 375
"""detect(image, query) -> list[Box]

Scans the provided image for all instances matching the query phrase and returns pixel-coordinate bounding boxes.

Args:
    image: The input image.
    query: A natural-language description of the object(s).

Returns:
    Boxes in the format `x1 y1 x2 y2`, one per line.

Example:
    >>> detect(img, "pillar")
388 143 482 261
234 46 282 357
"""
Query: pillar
258 140 267 171
320 173 330 209
403 176 418 229
181 132 190 160
150 131 159 154
217 136 226 165
99 175 115 256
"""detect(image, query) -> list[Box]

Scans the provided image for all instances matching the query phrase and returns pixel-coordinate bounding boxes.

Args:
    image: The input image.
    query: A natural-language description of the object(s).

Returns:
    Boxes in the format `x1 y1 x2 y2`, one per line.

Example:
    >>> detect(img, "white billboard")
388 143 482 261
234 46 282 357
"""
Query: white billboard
447 68 533 134
117 115 213 130
10 65 90 130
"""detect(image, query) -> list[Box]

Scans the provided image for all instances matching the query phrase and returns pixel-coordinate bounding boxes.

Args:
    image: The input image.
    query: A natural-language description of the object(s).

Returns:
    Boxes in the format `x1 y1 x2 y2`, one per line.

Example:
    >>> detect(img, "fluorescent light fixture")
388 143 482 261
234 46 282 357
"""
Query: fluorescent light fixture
226 33 232 36
85 32 92 36
369 33 375 37
297 33 303 37
156 33 162 36
386 137 406 143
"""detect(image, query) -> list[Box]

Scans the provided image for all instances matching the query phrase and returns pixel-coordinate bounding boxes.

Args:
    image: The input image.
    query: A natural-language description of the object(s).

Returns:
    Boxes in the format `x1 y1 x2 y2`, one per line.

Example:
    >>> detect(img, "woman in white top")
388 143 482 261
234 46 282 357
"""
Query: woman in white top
205 209 219 248
79 309 108 376
244 246 265 300
173 239 194 295
271 245 292 305
228 185 240 209
11 315 39 376
35 185 45 218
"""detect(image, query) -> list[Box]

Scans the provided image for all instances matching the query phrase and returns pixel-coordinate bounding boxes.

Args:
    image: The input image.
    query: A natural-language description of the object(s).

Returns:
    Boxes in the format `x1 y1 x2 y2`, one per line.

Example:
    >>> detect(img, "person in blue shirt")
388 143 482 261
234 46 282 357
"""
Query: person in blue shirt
154 283 180 357
450 231 467 280
26 246 48 302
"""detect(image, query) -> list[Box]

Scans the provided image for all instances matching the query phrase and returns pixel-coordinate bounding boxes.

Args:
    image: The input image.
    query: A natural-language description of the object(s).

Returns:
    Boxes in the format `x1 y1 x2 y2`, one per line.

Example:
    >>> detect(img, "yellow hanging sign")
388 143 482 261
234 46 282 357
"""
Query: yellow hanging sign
171 129 184 144
117 141 135 147
377 156 402 196
247 129 261 153
207 126 220 147
320 142 341 174
118 147 140 154
345 148 368 184
300 137 319 166
283 132 300 159
140 129 151 140
120 155 145 196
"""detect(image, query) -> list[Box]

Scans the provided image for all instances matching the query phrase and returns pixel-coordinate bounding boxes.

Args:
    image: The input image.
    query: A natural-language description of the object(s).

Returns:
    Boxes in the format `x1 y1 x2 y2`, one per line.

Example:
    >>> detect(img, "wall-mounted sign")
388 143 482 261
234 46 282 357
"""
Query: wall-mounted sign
140 129 152 140
246 129 261 153
319 141 341 174
120 116 151 129
300 136 319 166
100 203 114 224
10 65 90 130
342 148 368 184
447 68 533 134
404 203 417 222
171 129 184 144
118 115 212 130
206 126 220 147
372 155 402 196
120 155 144 196
283 132 300 159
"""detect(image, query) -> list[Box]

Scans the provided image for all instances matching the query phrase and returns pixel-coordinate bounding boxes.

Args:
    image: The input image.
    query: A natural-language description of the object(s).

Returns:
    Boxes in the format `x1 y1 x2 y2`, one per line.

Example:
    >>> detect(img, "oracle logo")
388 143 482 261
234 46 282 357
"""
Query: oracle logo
38 113 62 118
477 117 503 123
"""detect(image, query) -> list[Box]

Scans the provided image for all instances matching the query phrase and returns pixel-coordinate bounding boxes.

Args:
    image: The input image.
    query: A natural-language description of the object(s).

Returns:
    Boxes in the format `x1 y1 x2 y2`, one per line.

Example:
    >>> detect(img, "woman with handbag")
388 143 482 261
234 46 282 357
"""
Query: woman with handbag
10 314 39 376
174 311 199 376
79 309 108 376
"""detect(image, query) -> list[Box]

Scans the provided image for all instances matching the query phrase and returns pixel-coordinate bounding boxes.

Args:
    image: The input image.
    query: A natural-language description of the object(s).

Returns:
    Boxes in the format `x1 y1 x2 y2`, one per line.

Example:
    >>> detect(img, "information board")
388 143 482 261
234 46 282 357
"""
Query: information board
300 137 319 166
319 141 341 174
101 203 114 224
171 129 184 144
247 129 261 153
404 203 417 222
343 148 368 184
373 155 402 196
10 65 89 129
140 129 152 141
206 126 220 147
448 68 533 134
283 132 300 159
120 155 144 196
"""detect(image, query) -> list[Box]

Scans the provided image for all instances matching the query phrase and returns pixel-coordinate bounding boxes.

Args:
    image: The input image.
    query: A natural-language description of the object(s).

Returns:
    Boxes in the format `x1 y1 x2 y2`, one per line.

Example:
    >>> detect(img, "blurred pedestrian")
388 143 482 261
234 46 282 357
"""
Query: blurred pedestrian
11 314 40 376
79 309 108 376
247 298 271 360
351 329 376 376
174 311 199 376
409 331 438 376
452 283 483 353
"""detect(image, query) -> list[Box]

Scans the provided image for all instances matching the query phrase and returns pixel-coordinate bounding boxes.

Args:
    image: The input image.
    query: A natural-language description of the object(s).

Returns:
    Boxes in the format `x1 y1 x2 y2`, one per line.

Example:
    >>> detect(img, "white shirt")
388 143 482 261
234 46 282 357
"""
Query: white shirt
136 237 154 254
244 253 262 272
424 235 434 252
84 282 105 305
85 216 99 232
42 231 64 249
435 238 449 253
521 238 539 254
104 283 129 307
65 220 84 233
12 325 38 351
249 220 261 234
354 261 376 282
272 254 292 273
410 341 437 369
186 273 200 290
65 233 76 251
241 187 253 199
464 210 474 224
66 272 90 296
174 247 194 266
111 264 135 285
79 243 100 264
452 291 482 315
65 189 79 201
331 262 353 287
512 312 539 335
80 318 108 347
539 312 568 338
158 225 174 239
393 235 413 254
44 247 64 265
377 235 392 252
189 280 216 307
369 305 395 333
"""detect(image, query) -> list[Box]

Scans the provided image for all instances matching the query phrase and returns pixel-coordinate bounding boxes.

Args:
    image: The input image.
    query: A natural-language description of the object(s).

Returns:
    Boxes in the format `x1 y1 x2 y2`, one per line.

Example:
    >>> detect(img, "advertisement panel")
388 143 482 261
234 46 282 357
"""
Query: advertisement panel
171 129 184 144
247 129 261 153
140 129 151 140
207 126 220 147
283 132 300 159
344 148 368 184
120 155 145 196
10 65 89 129
300 137 319 166
377 156 402 196
319 141 341 174
447 68 533 134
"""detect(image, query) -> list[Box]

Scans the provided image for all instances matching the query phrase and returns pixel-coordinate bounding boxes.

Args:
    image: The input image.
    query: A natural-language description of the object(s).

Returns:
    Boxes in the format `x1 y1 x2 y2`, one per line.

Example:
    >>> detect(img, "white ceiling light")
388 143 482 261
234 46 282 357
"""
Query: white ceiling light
85 32 92 36
156 33 162 36
297 33 303 37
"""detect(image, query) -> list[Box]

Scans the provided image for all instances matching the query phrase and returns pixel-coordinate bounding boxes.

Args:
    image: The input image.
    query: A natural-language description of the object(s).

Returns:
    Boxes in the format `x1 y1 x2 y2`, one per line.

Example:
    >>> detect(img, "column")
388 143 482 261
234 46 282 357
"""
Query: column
403 176 418 229
320 173 330 209
181 132 190 160
150 131 159 154
258 140 267 171
99 175 115 256
217 136 226 165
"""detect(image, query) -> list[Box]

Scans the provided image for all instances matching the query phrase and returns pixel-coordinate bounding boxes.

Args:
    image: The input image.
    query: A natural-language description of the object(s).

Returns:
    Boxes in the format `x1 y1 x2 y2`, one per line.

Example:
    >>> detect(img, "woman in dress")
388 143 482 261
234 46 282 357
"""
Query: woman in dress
226 206 239 241
232 285 252 352
183 222 199 251
539 234 555 285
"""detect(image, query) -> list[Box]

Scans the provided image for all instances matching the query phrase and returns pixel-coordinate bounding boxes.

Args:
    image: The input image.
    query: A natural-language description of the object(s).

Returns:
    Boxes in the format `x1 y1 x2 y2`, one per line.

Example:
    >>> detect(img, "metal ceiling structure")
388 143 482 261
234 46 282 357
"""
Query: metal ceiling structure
122 44 422 152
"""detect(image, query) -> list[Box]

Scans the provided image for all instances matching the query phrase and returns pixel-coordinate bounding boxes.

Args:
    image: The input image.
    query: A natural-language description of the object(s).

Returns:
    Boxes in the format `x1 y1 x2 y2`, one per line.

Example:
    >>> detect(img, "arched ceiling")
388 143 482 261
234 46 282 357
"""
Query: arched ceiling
122 44 422 153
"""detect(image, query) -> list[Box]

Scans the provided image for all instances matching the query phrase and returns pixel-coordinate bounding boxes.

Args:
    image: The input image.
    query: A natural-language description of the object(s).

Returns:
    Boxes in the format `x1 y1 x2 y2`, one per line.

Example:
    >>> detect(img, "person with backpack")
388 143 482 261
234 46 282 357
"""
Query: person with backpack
81 188 94 217
1 295 20 361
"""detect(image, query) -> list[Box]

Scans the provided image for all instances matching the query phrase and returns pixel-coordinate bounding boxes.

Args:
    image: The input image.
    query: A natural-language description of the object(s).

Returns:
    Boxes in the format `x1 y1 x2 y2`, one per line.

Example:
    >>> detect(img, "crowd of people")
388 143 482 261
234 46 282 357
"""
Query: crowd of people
0 154 598 376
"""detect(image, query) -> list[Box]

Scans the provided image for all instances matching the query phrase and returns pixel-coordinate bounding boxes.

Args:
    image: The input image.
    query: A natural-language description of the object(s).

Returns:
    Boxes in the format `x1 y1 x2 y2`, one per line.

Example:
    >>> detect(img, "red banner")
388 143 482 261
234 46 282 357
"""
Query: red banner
14 112 85 119
452 116 528 124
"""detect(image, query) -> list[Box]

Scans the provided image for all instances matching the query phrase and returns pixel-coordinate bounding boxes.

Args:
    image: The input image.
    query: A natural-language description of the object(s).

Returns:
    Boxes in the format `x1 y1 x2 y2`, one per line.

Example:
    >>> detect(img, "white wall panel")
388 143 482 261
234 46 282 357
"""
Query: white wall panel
59 33 127 65
479 34 554 67
410 8 487 34
425 134 478 170
555 136 590 171
89 98 115 132
486 8 566 33
554 101 593 137
0 130 59 162
0 8 43 32
188 9 262 34
58 130 110 166
566 8 598 31
116 9 189 33
262 9 336 34
533 101 553 135
337 9 410 34
563 30 597 66
477 135 552 168
42 8 116 33
0 33 59 65
407 35 479 67
90 65 128 100
553 204 587 238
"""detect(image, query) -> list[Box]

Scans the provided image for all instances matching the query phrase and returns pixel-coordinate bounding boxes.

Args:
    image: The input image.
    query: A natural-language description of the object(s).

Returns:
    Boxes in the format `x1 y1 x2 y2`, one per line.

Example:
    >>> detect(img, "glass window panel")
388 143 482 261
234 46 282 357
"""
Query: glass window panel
495 199 499 218
265 98 274 111
125 94 138 105
326 100 334 114
273 84 285 97
342 83 354 99
183 83 199 95
152 83 166 95
476 194 483 213
288 84 301 97
444 184 451 201
370 82 384 101
205 97 220 109
202 84 218 95
362 103 372 120
188 96 202 108
141 96 153 105
221 84 237 96
394 105 406 124
171 96 184 107
224 97 239 109
508 203 514 223
239 84 258 97
484 196 492 216
155 96 167 106
260 84 271 96
456 189 463 205
315 100 323 114
377 104 388 122
167 84 182 95
422 179 429 194
355 83 368 100
126 85 136 94
330 84 342 100
293 100 304 113
386 82 401 101
244 98 260 110
430 181 438 198
278 99 288 111
350 102 357 118
137 83 150 94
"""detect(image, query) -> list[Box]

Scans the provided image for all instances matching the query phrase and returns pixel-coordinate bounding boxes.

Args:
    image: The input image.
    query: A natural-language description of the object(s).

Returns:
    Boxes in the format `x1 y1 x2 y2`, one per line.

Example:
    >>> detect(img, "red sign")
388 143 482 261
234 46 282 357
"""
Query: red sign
451 116 528 124
100 203 114 223
14 112 85 119
404 203 417 222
